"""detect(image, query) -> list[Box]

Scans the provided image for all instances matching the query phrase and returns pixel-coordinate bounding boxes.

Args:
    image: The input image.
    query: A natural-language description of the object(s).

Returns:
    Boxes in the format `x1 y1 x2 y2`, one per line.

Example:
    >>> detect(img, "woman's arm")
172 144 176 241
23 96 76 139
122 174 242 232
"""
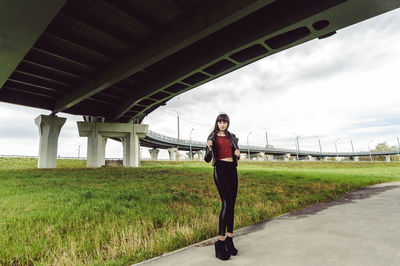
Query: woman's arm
204 139 213 163
234 149 240 160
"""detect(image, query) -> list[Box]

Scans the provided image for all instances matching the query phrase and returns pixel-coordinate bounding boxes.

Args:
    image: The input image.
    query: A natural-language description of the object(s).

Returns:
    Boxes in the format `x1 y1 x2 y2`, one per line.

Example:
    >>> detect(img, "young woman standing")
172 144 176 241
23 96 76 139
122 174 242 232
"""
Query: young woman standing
204 113 240 260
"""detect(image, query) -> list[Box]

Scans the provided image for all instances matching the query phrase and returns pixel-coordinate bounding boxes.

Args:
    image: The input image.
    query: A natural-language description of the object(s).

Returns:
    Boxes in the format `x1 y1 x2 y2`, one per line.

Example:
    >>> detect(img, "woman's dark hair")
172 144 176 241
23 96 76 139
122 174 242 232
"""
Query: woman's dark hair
212 113 230 134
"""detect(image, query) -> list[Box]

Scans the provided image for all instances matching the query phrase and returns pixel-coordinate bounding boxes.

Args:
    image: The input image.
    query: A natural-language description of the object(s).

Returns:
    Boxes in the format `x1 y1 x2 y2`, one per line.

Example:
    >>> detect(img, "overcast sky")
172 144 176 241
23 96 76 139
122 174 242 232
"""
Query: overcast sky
1 8 400 160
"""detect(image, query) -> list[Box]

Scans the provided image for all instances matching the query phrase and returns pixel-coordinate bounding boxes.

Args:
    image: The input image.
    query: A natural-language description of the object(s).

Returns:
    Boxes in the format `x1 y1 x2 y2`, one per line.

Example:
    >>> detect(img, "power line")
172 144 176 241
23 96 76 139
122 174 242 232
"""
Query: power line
158 109 212 128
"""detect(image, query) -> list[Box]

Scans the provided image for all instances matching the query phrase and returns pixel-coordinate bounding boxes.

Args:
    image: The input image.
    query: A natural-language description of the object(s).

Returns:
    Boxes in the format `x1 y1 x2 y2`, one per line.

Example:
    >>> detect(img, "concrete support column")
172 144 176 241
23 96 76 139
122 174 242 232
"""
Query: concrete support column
307 155 314 161
257 152 264 161
77 122 148 168
266 154 274 161
86 125 107 168
35 115 66 168
121 124 148 167
100 137 107 166
385 155 391 162
168 148 178 161
149 148 160 160
323 157 329 161
196 150 204 161
283 153 291 161
186 151 196 160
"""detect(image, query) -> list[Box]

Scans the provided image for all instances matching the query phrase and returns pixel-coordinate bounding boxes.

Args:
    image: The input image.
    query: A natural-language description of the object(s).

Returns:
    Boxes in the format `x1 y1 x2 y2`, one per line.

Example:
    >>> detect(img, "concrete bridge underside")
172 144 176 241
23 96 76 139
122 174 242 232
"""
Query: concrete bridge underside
1 0 399 124
1 0 400 167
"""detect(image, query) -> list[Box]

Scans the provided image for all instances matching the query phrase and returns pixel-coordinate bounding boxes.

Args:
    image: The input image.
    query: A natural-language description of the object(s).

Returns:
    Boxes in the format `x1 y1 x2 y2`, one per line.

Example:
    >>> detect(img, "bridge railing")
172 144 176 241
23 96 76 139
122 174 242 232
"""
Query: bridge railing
147 130 205 146
146 130 400 156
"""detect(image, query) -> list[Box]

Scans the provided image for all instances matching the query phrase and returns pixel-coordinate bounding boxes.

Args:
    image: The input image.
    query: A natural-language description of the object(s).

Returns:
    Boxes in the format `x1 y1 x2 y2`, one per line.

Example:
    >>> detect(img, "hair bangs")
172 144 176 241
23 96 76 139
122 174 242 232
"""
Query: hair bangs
216 114 229 123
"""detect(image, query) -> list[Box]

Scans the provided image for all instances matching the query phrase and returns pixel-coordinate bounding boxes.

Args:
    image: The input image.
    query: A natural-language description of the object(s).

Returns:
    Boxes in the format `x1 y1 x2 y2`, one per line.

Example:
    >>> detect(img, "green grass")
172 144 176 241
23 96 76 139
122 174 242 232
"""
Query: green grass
0 158 399 265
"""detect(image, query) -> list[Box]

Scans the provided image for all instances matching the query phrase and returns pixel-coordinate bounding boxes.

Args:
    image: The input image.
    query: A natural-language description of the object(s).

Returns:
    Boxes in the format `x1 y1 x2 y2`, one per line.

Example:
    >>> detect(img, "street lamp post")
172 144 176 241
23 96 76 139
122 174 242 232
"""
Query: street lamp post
189 128 194 160
296 136 300 161
171 109 180 142
260 127 269 147
350 139 355 153
292 134 300 161
247 132 252 161
335 137 341 160
318 137 322 154
368 140 374 162
396 136 400 160
350 139 357 160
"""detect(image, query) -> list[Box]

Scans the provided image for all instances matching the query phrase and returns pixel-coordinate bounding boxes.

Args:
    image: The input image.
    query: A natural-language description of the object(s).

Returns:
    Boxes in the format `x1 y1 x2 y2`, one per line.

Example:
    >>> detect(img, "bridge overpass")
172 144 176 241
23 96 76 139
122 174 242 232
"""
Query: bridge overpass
141 129 400 162
1 0 399 168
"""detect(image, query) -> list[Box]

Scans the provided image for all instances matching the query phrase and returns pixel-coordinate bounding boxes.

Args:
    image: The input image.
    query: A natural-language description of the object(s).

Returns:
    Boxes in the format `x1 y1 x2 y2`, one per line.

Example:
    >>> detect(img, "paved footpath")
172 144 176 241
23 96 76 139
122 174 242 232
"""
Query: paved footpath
133 182 400 266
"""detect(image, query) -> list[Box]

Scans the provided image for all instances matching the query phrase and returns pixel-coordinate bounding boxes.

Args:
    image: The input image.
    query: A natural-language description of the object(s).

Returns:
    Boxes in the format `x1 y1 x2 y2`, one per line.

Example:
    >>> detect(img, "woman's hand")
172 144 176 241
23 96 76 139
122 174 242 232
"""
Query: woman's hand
234 149 240 157
207 140 213 151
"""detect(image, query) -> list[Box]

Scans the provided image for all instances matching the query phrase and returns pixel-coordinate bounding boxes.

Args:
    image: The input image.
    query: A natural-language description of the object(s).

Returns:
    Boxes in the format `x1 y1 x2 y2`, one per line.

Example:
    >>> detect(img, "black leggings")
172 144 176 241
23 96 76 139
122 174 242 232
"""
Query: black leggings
213 160 238 236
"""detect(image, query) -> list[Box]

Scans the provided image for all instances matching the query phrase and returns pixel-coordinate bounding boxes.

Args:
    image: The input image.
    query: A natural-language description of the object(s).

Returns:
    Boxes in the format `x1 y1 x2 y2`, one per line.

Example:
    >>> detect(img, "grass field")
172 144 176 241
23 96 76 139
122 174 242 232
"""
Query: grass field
1 158 399 265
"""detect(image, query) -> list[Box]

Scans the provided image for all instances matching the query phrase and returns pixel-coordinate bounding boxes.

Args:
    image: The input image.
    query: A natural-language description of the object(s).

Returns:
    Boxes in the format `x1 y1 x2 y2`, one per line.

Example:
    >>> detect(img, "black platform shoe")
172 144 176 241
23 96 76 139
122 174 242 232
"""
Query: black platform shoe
225 236 238 255
215 239 231 260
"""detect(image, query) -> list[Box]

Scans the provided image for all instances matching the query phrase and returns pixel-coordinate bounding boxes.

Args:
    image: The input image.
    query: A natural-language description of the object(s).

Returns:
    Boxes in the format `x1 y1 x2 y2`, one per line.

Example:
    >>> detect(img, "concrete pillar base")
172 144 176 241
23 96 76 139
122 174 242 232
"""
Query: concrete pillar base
266 154 274 161
168 148 178 161
149 148 160 160
385 155 391 162
35 115 66 168
186 151 196 160
196 150 204 161
283 153 291 161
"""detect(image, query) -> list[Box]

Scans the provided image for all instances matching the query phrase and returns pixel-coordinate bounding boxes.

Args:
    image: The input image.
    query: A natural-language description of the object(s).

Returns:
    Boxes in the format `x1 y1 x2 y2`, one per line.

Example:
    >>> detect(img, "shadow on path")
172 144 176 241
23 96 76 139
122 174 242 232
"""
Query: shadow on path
197 183 398 247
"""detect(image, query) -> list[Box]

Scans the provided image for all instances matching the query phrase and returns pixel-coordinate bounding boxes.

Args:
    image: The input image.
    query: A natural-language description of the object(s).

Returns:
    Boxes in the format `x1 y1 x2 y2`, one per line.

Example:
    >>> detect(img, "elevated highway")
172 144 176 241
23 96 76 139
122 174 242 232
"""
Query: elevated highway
1 0 399 167
142 130 400 161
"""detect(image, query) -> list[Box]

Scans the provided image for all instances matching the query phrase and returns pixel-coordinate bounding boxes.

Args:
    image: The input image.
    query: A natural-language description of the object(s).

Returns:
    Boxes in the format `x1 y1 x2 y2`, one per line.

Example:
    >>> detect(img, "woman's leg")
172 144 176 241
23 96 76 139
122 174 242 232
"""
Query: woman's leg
213 164 231 239
226 165 238 235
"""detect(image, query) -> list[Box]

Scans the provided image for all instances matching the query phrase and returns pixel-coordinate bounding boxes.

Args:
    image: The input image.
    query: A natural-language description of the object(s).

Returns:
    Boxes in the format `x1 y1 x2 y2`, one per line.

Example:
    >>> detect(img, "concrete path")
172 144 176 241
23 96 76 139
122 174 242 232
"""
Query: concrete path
133 182 400 266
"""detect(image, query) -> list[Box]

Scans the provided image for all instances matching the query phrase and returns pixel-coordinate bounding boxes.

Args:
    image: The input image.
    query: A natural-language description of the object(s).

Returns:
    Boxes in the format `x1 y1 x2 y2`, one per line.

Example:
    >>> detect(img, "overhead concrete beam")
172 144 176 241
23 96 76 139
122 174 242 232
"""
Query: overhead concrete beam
0 0 66 88
115 0 392 121
51 0 275 114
